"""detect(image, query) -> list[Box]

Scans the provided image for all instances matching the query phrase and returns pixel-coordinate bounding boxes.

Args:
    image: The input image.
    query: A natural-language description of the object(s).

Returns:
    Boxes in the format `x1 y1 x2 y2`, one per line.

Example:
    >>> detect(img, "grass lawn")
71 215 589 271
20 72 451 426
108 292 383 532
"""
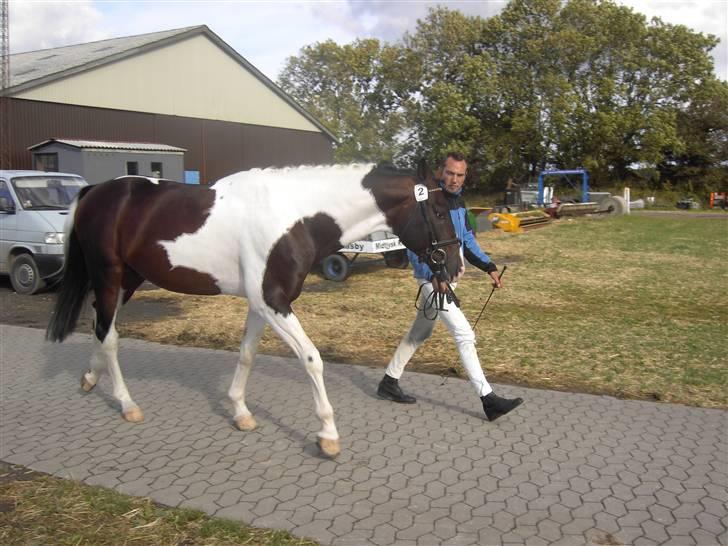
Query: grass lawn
121 213 727 409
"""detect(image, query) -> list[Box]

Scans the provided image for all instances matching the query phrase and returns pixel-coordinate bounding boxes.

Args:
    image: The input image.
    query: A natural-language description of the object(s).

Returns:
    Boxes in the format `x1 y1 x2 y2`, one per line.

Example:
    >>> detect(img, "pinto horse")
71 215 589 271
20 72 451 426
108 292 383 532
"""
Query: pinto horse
46 161 462 457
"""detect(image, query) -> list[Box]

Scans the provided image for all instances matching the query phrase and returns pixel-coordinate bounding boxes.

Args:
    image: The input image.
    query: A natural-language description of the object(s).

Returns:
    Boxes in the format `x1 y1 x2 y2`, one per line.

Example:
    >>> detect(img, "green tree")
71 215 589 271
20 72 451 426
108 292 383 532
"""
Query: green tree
473 0 722 187
278 1 726 191
659 79 728 189
400 8 497 184
277 39 420 162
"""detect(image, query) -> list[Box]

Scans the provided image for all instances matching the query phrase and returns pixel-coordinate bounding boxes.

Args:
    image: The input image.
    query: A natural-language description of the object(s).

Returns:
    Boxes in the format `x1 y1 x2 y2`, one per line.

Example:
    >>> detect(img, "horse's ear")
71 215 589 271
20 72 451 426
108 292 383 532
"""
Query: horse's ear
416 158 430 182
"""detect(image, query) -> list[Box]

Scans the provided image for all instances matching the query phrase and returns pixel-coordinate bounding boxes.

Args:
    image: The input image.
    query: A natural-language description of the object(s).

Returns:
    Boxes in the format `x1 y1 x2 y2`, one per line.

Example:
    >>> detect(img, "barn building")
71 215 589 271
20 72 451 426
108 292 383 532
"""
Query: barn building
3 25 336 184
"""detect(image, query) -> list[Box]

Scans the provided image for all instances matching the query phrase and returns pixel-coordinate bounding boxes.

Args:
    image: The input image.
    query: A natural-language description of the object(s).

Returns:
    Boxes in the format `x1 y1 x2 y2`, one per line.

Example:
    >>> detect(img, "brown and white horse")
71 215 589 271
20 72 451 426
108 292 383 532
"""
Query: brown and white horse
46 161 462 457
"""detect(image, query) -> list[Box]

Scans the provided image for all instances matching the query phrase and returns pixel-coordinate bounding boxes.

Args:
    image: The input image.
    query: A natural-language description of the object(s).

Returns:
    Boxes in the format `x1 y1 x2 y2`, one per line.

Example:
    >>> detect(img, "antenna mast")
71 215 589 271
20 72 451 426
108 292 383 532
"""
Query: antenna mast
0 0 10 169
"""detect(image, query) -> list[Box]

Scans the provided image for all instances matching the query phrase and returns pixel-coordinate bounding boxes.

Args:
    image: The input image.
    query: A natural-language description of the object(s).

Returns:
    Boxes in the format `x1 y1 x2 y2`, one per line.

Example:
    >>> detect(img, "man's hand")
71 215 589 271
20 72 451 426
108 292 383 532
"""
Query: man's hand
489 270 503 289
431 276 447 294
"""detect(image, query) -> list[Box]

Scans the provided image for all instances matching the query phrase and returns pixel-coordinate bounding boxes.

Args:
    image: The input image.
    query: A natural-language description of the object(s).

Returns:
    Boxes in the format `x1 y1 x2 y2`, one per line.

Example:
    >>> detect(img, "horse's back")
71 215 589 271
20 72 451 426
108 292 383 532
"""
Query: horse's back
76 177 216 251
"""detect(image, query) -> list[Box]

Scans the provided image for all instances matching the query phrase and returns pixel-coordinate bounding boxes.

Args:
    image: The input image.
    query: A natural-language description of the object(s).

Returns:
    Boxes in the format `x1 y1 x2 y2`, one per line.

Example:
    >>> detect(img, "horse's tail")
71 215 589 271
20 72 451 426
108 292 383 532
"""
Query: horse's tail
46 185 94 342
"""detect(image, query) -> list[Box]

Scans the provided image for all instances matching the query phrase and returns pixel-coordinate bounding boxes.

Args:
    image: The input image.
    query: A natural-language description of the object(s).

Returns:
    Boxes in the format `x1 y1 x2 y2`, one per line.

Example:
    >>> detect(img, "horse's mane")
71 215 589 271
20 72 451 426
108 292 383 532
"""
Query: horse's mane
370 162 416 177
250 162 373 174
252 162 414 177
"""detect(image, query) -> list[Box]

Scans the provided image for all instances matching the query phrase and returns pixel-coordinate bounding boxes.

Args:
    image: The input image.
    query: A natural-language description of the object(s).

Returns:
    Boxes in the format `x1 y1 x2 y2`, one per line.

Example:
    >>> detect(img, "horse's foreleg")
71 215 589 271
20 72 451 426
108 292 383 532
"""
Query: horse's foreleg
90 287 143 423
264 310 340 458
229 309 265 431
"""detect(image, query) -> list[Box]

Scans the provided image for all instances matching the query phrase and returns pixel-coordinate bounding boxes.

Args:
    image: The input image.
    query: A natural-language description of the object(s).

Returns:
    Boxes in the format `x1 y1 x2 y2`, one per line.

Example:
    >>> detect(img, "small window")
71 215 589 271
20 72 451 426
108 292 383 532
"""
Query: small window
151 162 163 178
126 161 139 175
0 180 12 210
34 153 58 172
0 180 11 199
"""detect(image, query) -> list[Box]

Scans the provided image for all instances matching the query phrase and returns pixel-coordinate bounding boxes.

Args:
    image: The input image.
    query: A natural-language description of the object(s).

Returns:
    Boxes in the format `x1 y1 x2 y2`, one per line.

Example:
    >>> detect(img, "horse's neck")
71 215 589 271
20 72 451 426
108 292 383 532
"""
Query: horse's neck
338 172 411 245
305 174 394 245
334 181 411 245
218 165 404 245
336 205 390 245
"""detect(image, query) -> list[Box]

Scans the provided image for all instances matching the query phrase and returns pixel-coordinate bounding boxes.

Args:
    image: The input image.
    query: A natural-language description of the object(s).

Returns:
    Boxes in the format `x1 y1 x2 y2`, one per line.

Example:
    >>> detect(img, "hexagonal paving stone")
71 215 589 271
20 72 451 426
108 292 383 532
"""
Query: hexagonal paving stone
2 325 726 546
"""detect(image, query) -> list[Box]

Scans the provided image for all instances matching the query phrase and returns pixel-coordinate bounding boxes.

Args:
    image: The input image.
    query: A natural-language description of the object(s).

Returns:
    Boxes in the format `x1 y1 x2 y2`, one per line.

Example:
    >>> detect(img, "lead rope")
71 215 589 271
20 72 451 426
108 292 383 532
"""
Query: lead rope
414 280 460 320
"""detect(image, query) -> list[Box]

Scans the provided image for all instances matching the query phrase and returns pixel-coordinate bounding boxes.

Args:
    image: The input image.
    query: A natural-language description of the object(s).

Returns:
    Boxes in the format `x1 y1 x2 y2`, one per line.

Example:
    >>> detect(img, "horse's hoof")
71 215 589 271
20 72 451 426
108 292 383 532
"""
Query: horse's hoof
80 372 96 392
122 406 144 423
317 437 340 458
234 415 257 431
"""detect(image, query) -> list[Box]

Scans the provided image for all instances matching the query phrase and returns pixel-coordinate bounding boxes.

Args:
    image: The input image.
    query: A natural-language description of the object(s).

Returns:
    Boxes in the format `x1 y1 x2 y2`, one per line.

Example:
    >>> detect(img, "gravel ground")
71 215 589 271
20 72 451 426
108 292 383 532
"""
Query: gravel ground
0 277 176 331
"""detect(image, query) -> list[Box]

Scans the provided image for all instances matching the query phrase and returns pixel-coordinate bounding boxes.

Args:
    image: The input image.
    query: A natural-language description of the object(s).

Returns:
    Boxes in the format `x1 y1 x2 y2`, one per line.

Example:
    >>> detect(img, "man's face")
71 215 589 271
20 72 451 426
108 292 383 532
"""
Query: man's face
442 157 467 194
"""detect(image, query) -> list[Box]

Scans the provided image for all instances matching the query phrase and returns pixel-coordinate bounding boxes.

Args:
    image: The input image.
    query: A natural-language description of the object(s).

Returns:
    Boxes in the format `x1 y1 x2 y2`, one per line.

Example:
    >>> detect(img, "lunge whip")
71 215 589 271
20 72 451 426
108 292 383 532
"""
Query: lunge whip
472 265 507 332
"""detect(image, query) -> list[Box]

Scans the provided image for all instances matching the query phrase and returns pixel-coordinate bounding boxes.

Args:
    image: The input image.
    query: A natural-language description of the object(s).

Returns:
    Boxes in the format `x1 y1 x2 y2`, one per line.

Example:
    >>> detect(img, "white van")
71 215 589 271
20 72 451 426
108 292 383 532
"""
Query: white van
0 170 88 294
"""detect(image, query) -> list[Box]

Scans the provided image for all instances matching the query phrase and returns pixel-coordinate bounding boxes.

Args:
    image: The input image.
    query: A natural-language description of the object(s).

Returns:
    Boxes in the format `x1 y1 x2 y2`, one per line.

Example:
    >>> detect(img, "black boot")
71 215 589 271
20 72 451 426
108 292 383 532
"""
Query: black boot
377 374 416 404
481 392 523 421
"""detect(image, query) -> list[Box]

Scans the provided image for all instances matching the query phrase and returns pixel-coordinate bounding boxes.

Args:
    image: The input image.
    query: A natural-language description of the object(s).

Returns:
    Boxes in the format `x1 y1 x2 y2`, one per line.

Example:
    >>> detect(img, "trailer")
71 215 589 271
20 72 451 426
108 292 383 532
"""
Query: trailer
536 169 626 217
484 169 628 234
536 169 590 206
320 231 408 281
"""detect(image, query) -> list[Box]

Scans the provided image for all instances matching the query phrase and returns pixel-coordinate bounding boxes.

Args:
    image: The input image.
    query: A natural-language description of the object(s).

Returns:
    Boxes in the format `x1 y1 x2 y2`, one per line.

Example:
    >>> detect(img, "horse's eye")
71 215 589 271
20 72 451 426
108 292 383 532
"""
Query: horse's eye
435 210 446 219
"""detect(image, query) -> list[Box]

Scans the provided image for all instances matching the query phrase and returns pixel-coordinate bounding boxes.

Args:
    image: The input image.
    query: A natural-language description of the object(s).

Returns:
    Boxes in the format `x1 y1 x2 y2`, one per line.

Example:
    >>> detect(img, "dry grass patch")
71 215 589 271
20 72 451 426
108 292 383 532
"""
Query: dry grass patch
0 463 318 546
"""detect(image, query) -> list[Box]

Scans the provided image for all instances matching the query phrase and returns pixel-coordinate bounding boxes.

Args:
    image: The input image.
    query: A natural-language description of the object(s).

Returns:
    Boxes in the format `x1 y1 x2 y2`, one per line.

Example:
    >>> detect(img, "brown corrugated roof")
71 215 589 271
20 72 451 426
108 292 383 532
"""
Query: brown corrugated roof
29 138 186 153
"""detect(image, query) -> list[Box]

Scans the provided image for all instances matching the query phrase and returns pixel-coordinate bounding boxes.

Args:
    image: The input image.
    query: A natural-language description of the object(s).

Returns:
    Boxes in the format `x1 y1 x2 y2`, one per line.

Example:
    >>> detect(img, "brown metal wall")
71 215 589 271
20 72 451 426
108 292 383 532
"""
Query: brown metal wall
4 98 334 184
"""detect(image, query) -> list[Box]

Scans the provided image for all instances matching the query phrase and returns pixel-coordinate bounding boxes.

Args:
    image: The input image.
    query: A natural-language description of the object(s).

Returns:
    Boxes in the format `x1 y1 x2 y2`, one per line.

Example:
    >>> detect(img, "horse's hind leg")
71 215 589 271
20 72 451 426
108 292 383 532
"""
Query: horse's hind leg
81 314 106 391
87 269 144 423
81 267 144 397
262 309 340 458
229 309 265 431
81 302 109 392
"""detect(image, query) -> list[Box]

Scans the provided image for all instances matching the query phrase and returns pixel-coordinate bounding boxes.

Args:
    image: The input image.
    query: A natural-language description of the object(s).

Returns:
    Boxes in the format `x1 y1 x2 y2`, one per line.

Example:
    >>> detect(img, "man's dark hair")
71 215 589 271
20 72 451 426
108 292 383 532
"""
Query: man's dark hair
444 151 467 164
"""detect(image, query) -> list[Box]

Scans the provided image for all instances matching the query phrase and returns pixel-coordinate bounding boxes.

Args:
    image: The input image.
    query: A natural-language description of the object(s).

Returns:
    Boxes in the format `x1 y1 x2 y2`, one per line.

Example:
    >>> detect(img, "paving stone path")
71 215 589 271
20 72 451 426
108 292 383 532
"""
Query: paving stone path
1 324 726 545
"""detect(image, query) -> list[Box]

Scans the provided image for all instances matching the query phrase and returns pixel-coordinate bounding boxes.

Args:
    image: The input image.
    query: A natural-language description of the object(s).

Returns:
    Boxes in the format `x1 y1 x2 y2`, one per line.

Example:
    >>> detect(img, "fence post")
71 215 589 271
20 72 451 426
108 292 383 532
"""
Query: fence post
623 187 631 214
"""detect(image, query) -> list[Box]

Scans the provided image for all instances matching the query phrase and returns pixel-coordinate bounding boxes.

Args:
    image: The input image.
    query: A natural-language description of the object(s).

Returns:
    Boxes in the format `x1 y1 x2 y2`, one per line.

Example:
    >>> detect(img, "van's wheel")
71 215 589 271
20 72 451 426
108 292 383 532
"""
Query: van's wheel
10 254 45 295
322 253 350 282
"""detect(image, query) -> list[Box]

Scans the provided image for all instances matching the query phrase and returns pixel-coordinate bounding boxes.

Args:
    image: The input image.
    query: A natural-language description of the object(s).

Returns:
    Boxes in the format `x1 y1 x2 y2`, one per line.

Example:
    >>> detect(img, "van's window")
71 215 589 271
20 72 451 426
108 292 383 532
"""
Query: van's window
12 176 86 210
34 153 59 172
151 162 163 178
126 161 139 175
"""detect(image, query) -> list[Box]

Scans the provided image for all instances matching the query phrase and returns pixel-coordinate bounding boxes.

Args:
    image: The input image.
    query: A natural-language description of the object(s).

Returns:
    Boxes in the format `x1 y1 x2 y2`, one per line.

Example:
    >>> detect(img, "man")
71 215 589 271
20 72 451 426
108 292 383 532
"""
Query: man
377 152 523 422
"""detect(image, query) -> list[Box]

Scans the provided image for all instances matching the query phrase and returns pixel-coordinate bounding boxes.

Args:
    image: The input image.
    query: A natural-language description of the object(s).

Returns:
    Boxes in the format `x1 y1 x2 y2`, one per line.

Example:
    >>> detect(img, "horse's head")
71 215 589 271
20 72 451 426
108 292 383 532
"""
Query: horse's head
364 159 463 292
406 158 463 290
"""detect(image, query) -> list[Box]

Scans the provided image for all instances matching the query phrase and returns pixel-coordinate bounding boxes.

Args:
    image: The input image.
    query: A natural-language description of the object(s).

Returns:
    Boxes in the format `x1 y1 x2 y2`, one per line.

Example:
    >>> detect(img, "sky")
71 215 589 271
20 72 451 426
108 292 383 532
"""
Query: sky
9 1 728 82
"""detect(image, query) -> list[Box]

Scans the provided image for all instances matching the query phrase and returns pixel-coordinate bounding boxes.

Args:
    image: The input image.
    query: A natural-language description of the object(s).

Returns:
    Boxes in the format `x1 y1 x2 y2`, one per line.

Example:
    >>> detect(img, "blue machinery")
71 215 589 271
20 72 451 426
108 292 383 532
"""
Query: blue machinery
536 169 589 206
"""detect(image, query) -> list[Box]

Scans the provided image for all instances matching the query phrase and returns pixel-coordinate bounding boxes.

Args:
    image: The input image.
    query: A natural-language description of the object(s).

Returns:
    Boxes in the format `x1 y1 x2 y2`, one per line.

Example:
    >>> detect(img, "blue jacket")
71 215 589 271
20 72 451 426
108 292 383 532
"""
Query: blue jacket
408 182 497 280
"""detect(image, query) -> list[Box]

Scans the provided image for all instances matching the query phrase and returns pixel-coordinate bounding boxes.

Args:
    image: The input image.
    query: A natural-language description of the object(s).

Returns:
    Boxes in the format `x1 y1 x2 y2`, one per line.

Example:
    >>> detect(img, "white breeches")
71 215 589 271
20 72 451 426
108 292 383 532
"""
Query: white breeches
385 280 493 397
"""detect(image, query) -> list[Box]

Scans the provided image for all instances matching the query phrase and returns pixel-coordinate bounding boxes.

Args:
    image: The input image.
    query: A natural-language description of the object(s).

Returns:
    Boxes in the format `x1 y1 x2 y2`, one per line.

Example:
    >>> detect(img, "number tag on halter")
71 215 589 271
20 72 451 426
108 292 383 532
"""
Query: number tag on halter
414 184 429 202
